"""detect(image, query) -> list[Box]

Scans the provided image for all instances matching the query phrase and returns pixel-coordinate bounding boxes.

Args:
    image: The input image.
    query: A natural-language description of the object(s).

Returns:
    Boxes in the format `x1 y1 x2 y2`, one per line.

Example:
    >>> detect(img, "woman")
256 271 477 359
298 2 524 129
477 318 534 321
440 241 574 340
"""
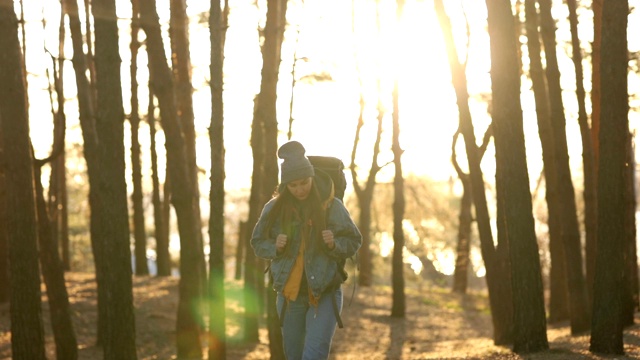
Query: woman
251 141 362 360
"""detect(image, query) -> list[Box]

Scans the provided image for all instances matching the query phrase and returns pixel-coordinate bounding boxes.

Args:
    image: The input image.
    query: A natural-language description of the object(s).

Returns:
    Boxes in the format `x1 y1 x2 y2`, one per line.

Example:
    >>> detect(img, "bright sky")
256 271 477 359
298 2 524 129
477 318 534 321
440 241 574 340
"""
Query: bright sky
19 0 640 198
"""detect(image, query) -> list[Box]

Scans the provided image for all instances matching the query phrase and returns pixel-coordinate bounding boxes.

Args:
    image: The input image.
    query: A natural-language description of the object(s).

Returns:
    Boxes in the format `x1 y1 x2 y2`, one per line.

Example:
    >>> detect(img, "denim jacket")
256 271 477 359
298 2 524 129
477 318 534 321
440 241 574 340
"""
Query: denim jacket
250 172 362 298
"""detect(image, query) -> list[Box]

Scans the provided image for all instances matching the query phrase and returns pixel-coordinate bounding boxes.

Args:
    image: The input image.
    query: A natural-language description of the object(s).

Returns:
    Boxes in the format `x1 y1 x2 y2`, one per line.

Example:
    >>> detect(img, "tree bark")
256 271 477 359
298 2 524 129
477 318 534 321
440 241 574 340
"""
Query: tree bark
148 93 171 277
139 0 205 356
170 0 206 295
35 164 78 360
538 0 590 334
131 0 149 276
64 0 108 344
91 0 138 357
566 0 597 315
622 131 638 326
589 1 628 353
523 0 568 323
0 158 8 303
0 4 46 358
485 0 548 353
391 75 406 318
208 0 227 357
586 0 603 309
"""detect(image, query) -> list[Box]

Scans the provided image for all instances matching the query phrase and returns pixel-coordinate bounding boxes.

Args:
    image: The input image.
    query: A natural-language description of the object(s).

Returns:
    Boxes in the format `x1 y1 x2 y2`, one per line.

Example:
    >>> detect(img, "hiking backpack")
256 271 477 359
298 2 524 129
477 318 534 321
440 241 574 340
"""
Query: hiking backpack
307 155 350 282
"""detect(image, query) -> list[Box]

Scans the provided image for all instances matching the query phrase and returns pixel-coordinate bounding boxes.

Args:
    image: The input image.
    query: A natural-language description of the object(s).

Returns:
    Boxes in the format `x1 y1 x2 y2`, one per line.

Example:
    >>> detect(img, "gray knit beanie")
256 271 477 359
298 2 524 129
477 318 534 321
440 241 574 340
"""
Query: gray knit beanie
278 141 315 185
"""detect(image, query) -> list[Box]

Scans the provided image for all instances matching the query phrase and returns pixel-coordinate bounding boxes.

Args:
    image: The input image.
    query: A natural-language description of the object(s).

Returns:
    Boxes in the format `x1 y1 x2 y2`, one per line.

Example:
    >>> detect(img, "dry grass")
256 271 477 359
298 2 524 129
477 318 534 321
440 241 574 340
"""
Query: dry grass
1 272 640 359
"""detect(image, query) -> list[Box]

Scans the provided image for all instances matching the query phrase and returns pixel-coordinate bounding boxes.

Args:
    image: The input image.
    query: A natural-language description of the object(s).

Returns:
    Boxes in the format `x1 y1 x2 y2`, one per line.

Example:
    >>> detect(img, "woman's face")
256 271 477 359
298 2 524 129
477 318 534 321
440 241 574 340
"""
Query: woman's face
286 177 313 200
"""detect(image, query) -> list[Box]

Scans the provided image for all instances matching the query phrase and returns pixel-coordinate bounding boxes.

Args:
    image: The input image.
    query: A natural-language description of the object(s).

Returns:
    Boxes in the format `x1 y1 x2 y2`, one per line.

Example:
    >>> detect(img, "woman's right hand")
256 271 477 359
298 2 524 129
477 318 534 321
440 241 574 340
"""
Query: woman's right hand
275 234 288 253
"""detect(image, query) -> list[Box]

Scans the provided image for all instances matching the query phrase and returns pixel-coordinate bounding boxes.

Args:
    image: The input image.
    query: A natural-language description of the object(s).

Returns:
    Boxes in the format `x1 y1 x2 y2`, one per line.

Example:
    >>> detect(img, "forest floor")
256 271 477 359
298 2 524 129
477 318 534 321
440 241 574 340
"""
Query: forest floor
2 272 640 359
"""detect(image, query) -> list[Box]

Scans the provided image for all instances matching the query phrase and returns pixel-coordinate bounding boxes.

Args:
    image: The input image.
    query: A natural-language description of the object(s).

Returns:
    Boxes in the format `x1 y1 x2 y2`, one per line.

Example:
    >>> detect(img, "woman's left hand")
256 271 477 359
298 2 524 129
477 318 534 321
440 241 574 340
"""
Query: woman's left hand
322 230 335 250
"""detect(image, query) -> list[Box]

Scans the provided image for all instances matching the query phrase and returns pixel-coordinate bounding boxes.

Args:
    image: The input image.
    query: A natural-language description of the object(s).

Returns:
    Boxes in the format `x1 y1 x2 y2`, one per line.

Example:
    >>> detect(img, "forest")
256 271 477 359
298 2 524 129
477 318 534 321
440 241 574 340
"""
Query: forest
1 0 640 359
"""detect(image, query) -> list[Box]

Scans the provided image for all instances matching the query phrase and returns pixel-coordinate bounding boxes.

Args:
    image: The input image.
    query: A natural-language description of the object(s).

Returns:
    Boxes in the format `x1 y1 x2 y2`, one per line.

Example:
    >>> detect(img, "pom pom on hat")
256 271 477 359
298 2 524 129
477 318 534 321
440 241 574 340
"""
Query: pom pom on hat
278 141 315 185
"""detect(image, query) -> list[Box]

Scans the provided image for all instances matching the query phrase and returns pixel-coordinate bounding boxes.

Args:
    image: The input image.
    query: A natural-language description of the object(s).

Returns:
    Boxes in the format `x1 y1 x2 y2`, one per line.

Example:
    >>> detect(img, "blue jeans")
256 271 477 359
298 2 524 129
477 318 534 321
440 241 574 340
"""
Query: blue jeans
276 287 343 360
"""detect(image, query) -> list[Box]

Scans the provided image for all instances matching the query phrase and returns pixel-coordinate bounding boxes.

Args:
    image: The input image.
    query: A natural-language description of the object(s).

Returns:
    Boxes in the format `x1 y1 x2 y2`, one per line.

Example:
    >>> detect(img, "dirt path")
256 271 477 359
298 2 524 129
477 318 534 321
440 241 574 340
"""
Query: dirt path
2 272 640 359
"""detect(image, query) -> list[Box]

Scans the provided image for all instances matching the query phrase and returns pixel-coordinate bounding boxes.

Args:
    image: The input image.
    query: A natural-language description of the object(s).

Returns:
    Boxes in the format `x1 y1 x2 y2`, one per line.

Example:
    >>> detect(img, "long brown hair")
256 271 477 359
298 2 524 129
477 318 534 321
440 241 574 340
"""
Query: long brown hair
262 178 326 242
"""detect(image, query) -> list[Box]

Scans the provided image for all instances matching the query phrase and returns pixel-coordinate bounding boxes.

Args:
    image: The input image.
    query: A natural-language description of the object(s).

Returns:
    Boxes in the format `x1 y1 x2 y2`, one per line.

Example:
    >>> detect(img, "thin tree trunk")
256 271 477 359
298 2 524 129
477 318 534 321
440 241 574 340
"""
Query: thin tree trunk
622 131 637 326
485 0 548 353
350 106 383 288
48 11 71 272
587 0 603 309
0 158 8 303
434 0 513 344
566 0 597 314
390 75 406 318
589 1 628 353
131 0 149 276
170 0 206 296
139 0 205 356
538 0 590 334
36 26 79 359
148 93 171 277
523 0 568 323
235 221 246 280
35 164 78 360
64 0 107 344
208 0 227 357
0 5 46 358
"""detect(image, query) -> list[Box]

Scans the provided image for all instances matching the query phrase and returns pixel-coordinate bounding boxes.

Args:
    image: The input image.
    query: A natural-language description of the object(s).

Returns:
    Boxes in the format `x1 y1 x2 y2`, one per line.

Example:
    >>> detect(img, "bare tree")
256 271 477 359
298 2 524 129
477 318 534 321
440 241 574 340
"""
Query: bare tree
170 0 206 293
244 0 288 351
208 0 229 358
147 93 171 277
0 4 46 358
35 30 78 359
523 0 568 323
484 0 548 353
589 0 628 354
538 0 590 334
586 0 603 308
566 0 597 314
434 0 513 344
131 0 149 276
139 0 206 356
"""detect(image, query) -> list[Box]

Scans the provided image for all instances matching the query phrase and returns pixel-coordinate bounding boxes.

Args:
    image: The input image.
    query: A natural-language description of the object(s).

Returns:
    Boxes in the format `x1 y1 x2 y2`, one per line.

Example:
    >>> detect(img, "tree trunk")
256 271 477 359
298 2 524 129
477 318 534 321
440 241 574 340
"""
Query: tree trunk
0 5 46 358
148 93 171 277
35 164 78 360
0 161 8 303
566 0 597 314
451 166 472 294
246 0 288 353
538 0 590 334
622 131 638 327
434 0 513 344
139 0 205 356
91 0 138 357
391 75 406 318
49 4 70 274
586 0 603 309
64 0 108 344
170 0 206 295
235 221 247 280
485 0 548 353
244 115 264 343
523 0 568 323
131 0 149 276
208 0 227 357
350 94 384 288
589 0 628 355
